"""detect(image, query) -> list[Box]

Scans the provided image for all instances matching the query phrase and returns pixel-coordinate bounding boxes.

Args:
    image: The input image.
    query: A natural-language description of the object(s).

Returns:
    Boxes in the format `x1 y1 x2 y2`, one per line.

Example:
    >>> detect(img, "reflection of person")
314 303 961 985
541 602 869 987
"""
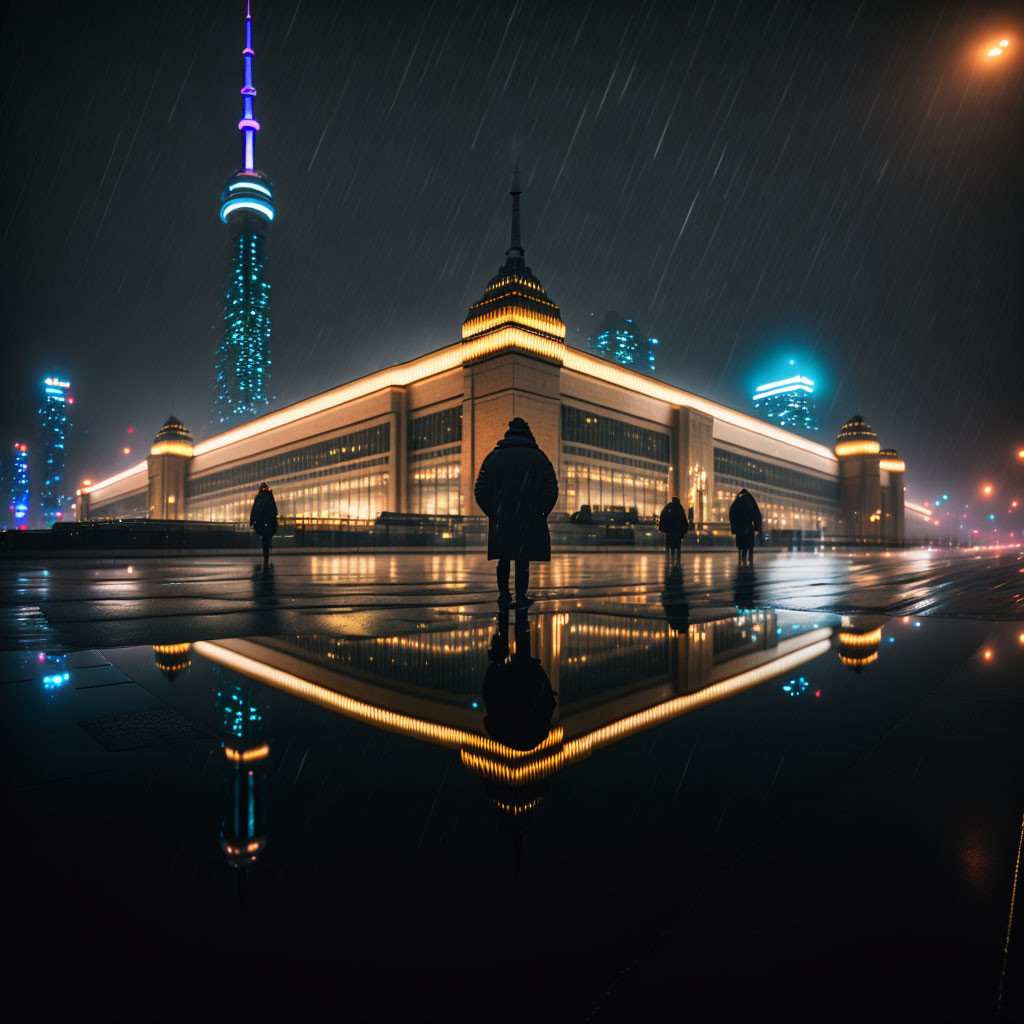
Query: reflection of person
482 623 556 752
660 561 690 633
249 482 278 564
729 488 762 566
732 562 759 610
474 417 558 609
658 496 689 561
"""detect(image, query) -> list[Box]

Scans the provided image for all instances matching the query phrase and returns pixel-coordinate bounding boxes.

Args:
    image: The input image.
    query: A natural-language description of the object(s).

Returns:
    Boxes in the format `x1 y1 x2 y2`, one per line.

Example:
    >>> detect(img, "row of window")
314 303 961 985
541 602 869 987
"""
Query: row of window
562 461 670 518
91 492 148 519
561 405 670 463
713 447 838 503
409 460 463 516
187 424 391 500
409 406 462 451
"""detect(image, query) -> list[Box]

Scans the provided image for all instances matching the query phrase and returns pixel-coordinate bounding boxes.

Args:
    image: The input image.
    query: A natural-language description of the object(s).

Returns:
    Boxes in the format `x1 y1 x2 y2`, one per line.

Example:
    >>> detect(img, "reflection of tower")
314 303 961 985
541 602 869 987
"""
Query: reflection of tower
147 416 194 520
835 415 882 540
40 653 69 690
152 643 192 681
836 616 886 671
215 2 274 426
8 443 29 528
39 377 71 526
217 683 270 868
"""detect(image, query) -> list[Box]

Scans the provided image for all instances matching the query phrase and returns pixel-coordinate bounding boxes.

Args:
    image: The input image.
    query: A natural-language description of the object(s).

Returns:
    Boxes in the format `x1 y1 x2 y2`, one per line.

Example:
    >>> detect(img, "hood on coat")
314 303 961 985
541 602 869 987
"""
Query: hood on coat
495 416 539 449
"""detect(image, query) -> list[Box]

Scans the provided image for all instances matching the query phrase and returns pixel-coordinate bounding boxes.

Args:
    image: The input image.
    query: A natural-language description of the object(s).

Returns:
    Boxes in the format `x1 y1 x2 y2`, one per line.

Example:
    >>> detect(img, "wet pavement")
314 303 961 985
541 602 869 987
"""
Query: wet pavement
2 552 1024 1019
0 547 1021 651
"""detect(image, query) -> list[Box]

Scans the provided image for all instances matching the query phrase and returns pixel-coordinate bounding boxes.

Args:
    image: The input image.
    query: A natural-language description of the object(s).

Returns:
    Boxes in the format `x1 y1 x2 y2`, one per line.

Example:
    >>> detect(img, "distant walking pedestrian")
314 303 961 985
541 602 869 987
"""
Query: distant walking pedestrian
474 417 558 609
729 488 762 565
658 495 688 561
249 482 278 563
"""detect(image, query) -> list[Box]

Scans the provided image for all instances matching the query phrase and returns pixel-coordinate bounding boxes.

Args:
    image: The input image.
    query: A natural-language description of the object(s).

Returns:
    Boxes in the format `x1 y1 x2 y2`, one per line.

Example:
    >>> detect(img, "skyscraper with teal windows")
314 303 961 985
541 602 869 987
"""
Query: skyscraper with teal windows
215 2 274 427
7 442 30 529
587 311 658 376
39 377 70 526
752 375 819 433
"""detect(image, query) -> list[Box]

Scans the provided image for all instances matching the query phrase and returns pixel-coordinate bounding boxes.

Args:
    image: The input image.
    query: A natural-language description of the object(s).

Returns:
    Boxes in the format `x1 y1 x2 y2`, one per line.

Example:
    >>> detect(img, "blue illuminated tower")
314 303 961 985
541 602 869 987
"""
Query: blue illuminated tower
39 377 71 526
587 311 658 375
7 443 30 528
215 2 274 427
752 375 819 433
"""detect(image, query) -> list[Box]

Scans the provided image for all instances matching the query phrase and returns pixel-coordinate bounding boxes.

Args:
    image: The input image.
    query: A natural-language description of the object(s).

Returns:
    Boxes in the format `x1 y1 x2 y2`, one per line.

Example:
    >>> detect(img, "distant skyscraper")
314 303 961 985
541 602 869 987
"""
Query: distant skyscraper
752 375 819 433
39 377 71 525
587 311 658 375
215 2 274 427
8 443 30 528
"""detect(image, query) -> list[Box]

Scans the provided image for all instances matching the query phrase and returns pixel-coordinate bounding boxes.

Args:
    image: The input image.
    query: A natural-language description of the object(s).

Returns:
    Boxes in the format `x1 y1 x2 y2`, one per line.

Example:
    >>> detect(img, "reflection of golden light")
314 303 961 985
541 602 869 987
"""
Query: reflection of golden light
839 652 879 668
224 744 269 762
838 628 883 648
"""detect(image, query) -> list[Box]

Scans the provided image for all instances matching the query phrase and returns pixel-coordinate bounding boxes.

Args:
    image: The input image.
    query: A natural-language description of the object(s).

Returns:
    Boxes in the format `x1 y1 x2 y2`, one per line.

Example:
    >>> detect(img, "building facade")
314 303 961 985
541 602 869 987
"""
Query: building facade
215 3 274 427
39 377 71 526
587 311 658 376
752 375 819 433
81 181 905 542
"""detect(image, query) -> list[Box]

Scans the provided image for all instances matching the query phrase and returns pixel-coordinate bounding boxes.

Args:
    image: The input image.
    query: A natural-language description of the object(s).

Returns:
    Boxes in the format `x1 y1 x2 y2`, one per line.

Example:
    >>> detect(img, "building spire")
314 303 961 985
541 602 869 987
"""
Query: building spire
239 2 260 172
506 163 524 261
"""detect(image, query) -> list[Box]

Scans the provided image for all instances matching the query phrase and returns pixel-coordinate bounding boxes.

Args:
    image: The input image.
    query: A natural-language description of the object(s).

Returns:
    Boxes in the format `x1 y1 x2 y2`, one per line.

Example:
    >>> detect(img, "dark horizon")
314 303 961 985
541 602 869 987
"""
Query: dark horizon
2 0 1022 512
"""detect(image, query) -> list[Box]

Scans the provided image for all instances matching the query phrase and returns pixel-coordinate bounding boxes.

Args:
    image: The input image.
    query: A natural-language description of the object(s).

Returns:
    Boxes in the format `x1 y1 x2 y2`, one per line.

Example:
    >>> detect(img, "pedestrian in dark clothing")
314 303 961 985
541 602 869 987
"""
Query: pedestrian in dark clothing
474 417 558 609
729 488 762 565
658 495 689 561
249 482 278 563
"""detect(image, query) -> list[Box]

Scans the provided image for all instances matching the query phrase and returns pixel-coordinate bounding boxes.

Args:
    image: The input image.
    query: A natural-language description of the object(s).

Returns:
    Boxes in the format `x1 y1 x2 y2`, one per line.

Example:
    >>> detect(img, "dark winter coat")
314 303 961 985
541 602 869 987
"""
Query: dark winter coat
249 489 278 538
474 419 558 562
728 490 762 542
658 499 689 538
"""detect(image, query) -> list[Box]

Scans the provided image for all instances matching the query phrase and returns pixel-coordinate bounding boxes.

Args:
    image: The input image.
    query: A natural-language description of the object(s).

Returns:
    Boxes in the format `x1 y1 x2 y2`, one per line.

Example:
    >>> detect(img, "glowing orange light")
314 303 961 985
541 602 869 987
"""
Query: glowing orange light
983 485 993 496
1018 450 1024 460
1013 501 1020 509
122 447 131 455
82 479 92 486
983 649 993 661
1017 633 1024 645
988 46 1004 56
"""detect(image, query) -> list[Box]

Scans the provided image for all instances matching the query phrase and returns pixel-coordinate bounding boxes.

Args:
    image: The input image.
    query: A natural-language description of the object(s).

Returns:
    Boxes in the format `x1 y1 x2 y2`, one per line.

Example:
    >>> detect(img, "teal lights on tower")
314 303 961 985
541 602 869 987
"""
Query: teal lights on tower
39 377 71 526
216 1 274 427
587 311 658 376
752 376 819 433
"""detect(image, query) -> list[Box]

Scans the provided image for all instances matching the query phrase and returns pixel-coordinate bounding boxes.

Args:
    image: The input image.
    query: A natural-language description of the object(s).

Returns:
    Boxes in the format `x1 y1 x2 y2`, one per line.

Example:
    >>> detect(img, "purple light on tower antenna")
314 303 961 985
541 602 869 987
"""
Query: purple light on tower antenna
240 0 258 171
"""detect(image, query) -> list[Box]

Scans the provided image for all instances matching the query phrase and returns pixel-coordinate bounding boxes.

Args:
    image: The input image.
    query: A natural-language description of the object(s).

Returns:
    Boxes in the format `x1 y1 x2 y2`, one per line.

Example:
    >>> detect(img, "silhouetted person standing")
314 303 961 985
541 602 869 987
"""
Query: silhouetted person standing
658 495 688 561
249 482 278 564
474 417 558 609
729 488 762 566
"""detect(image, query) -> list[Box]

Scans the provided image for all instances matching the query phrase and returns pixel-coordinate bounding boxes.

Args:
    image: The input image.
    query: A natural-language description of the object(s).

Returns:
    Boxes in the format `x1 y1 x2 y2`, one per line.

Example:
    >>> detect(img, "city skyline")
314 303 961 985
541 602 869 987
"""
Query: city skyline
1 1 1021 507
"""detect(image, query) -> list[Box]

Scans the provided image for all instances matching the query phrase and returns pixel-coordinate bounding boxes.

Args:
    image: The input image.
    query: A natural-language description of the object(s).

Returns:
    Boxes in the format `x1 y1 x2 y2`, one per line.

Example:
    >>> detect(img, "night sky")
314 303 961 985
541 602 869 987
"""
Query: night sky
2 0 1022 512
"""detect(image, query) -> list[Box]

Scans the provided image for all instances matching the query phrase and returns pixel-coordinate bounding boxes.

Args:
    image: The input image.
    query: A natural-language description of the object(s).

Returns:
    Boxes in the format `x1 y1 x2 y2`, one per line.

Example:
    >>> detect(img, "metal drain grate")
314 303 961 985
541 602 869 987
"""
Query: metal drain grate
79 709 216 752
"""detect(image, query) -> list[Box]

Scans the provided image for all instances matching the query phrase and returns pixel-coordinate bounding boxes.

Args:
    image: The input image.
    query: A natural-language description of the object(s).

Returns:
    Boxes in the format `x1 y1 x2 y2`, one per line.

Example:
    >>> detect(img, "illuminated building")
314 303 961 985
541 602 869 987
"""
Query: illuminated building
217 683 270 868
8 443 29 528
39 377 71 526
833 416 903 541
587 311 658 376
752 375 819 433
81 178 905 542
215 2 273 427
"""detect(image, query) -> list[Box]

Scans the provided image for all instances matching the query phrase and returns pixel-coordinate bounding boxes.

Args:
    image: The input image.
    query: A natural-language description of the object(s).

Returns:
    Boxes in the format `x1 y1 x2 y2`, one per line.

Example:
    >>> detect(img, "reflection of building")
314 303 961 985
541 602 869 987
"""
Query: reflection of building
39 377 71 526
193 608 833 813
217 684 270 868
153 643 192 681
81 174 904 540
587 311 658 376
8 443 30 528
836 616 886 670
835 416 904 542
215 3 273 427
753 376 818 433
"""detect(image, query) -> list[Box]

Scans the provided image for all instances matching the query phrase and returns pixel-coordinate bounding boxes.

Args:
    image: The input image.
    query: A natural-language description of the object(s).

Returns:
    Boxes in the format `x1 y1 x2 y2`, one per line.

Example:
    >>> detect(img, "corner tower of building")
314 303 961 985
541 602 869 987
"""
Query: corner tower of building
215 1 274 427
835 415 883 540
148 415 194 519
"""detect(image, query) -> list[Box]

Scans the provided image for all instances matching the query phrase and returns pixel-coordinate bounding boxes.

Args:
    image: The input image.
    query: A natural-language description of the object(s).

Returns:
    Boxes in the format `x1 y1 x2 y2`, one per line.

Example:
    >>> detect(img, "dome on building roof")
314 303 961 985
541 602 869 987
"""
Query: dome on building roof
462 167 565 348
835 415 880 457
878 447 899 458
152 415 194 446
